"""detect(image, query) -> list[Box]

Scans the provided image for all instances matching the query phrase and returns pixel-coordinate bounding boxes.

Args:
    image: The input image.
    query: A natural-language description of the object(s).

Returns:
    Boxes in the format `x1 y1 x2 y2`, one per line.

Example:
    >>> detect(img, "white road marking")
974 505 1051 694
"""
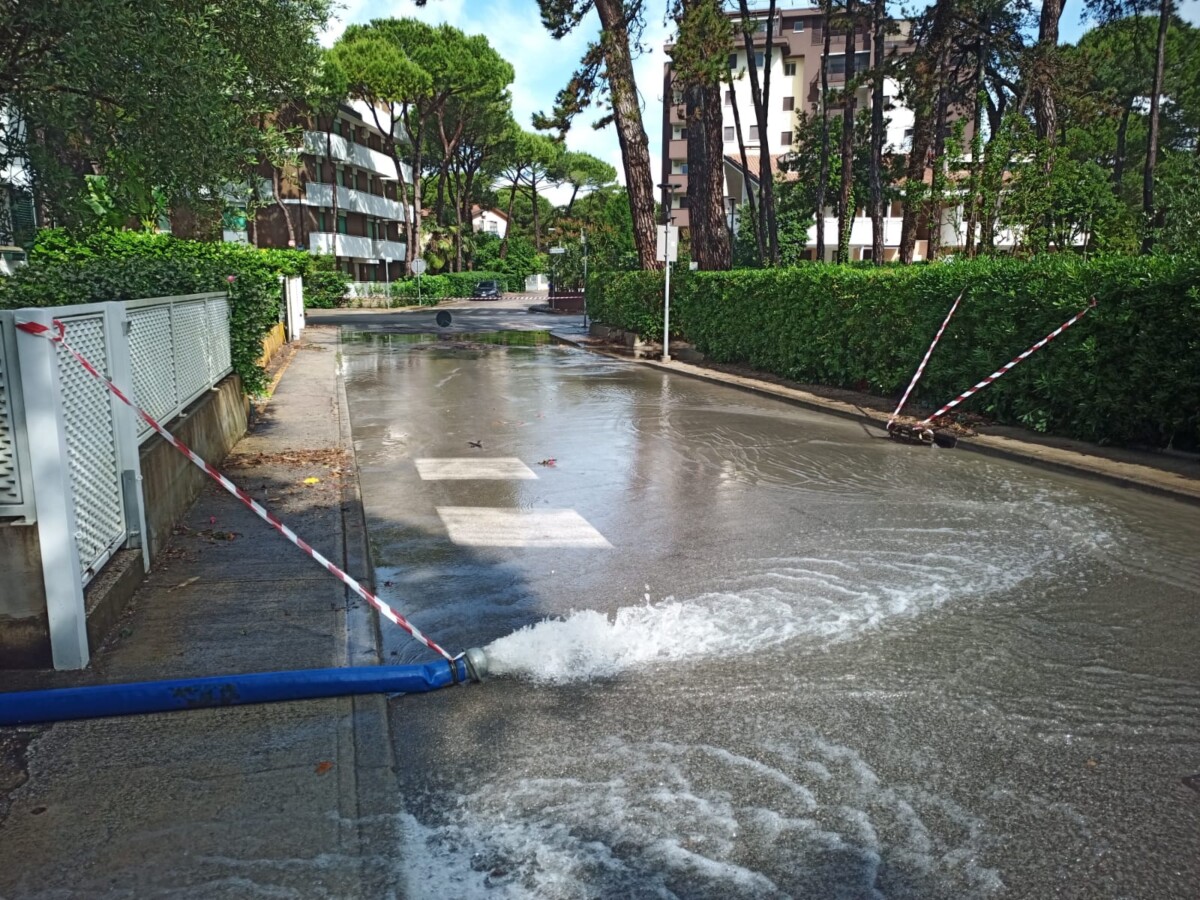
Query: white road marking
416 458 538 480
437 507 612 548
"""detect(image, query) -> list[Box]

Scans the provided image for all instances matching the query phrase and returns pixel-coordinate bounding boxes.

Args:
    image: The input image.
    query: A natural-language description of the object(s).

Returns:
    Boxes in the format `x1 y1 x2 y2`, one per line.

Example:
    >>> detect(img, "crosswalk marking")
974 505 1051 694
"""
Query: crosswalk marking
416 458 538 480
437 507 612 548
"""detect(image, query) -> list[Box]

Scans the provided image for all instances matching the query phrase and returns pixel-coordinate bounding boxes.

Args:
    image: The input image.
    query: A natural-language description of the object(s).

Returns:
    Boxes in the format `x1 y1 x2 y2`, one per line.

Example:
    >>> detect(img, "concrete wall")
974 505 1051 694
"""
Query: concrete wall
140 375 247 563
0 374 247 668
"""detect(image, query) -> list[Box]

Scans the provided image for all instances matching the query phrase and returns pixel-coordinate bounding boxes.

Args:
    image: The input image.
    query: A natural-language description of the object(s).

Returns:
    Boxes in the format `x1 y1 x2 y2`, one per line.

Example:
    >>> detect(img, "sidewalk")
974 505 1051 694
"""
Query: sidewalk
0 326 402 897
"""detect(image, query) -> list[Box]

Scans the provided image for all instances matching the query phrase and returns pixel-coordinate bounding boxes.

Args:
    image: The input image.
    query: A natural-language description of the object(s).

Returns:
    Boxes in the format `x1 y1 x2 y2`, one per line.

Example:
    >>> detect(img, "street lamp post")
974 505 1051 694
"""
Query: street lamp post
581 229 588 329
657 182 681 362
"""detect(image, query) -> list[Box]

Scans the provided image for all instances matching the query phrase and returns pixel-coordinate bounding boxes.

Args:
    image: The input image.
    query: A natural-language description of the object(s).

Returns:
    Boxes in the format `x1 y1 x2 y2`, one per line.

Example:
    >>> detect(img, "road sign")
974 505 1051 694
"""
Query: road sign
410 259 428 275
655 225 679 263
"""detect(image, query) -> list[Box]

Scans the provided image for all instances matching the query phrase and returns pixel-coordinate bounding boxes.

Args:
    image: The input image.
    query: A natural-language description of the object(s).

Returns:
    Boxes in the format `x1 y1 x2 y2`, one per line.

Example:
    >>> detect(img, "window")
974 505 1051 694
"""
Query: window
337 214 348 235
824 52 871 76
782 96 794 111
672 89 684 104
486 221 499 235
318 211 327 232
729 53 738 70
754 51 765 69
861 248 874 261
784 62 797 76
671 159 688 174
749 125 760 141
725 89 733 106
781 131 793 146
724 126 735 141
672 125 688 140
792 19 805 32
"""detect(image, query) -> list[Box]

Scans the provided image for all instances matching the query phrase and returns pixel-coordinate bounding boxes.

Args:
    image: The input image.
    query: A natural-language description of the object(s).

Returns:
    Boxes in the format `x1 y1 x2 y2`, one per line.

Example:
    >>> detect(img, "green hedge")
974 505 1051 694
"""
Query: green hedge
0 230 337 393
304 270 352 308
588 255 1200 448
380 270 517 305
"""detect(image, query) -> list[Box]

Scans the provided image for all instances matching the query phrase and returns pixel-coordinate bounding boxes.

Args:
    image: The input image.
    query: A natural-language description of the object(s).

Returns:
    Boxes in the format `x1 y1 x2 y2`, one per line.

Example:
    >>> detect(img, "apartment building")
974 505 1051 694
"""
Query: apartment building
662 7 932 261
231 102 410 282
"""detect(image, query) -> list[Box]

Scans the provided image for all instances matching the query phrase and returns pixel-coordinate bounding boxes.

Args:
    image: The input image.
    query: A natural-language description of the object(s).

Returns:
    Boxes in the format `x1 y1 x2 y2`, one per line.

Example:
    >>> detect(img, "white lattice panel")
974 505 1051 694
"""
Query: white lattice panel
206 296 232 381
173 301 211 406
129 304 177 439
0 336 22 506
56 315 125 574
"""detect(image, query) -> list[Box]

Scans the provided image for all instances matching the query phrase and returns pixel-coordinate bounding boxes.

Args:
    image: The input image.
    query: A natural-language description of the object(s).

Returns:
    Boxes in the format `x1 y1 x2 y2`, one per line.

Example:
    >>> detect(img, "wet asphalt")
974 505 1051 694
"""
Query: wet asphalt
338 321 1200 899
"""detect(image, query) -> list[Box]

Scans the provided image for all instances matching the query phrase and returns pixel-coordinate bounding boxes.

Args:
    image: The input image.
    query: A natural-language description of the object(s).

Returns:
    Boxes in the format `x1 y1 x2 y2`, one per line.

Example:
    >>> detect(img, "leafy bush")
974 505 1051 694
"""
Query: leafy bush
0 229 335 393
304 270 352 308
588 255 1200 448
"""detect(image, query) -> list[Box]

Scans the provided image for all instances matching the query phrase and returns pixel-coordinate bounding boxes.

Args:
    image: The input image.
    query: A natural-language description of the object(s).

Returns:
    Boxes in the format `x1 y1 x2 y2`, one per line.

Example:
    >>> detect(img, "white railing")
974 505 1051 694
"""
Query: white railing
303 182 407 223
0 293 233 668
302 131 410 182
126 293 232 442
308 232 376 260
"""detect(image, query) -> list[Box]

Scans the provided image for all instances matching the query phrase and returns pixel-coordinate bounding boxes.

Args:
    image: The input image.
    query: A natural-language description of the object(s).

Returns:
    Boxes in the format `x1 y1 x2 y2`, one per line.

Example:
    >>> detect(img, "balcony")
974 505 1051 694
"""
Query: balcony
303 182 407 222
806 216 904 247
668 138 688 156
373 239 407 261
301 131 410 182
308 232 375 259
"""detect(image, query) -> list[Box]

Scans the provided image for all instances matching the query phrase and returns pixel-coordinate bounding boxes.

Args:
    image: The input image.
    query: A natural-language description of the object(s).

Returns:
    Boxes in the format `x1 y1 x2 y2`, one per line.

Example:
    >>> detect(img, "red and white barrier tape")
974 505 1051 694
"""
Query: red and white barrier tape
919 298 1097 426
889 287 966 426
16 318 455 662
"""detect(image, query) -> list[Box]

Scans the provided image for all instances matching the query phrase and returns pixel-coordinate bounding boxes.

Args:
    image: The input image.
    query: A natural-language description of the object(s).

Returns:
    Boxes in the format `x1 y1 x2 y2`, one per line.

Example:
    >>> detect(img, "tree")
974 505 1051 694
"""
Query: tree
519 134 564 250
557 151 618 216
3 0 331 226
835 0 860 263
735 0 781 264
533 0 661 270
815 0 835 262
671 0 733 270
868 0 889 264
334 19 513 268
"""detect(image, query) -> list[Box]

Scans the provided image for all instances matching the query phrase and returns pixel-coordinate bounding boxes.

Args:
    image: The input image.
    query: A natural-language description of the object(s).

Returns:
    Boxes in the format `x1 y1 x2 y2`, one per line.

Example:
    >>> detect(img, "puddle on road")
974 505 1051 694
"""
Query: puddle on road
343 330 553 348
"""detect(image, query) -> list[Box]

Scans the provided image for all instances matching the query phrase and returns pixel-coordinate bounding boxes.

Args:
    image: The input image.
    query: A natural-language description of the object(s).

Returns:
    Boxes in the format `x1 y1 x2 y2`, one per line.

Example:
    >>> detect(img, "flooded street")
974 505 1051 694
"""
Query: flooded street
341 333 1199 899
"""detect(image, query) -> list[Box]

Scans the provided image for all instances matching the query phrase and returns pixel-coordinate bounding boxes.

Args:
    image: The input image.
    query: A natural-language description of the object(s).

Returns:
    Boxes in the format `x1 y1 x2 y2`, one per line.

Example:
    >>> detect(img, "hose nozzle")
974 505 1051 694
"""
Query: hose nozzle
462 647 488 683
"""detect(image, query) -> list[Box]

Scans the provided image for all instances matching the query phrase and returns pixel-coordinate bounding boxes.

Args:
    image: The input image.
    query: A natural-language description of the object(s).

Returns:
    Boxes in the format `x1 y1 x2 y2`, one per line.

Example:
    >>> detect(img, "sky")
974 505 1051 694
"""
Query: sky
322 0 1200 206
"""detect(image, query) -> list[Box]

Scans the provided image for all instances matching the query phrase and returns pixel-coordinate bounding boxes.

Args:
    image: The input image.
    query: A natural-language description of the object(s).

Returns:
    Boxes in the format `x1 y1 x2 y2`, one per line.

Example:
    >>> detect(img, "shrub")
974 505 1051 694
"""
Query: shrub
304 270 352 308
0 229 333 394
587 255 1200 449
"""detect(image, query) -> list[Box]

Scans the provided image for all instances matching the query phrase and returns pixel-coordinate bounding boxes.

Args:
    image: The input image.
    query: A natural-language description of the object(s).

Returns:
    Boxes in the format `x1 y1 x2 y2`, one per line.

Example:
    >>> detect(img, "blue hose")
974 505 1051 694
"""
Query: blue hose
0 658 477 726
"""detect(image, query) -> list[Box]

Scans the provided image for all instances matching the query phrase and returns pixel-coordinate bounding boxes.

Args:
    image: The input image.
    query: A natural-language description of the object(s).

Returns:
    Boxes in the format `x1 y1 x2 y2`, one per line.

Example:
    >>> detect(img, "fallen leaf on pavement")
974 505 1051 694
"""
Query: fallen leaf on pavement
170 577 199 591
315 761 334 775
303 477 321 485
538 458 557 467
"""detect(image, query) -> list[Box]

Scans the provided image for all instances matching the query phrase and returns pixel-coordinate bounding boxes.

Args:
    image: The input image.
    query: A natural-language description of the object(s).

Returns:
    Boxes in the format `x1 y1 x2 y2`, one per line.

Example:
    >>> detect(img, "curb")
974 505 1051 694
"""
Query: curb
332 328 402 878
550 332 1200 507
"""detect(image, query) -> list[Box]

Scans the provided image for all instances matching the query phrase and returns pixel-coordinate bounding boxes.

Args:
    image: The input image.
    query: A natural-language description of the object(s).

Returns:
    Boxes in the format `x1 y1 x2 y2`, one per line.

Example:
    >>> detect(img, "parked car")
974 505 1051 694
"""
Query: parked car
472 279 502 300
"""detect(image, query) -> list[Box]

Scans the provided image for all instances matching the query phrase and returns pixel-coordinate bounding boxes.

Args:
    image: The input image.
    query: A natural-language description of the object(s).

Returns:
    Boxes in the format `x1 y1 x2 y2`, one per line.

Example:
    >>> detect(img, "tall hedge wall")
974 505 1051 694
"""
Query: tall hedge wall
0 230 338 393
588 255 1200 448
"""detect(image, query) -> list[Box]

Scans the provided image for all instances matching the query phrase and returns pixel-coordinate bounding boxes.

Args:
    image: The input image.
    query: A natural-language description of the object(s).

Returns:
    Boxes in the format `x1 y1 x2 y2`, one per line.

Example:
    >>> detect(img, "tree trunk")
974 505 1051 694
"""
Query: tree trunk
1141 0 1171 254
365 104 413 269
868 0 886 265
728 73 763 263
531 176 542 251
815 1 833 263
836 0 858 264
499 173 521 258
1033 0 1063 145
926 76 950 260
1113 101 1132 192
686 77 732 270
737 0 779 265
595 0 661 270
964 40 986 257
325 122 340 247
898 0 954 263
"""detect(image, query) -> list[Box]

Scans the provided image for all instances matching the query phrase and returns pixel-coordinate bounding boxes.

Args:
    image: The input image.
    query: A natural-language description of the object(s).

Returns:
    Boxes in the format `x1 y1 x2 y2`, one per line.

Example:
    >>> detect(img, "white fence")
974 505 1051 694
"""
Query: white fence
0 292 232 668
